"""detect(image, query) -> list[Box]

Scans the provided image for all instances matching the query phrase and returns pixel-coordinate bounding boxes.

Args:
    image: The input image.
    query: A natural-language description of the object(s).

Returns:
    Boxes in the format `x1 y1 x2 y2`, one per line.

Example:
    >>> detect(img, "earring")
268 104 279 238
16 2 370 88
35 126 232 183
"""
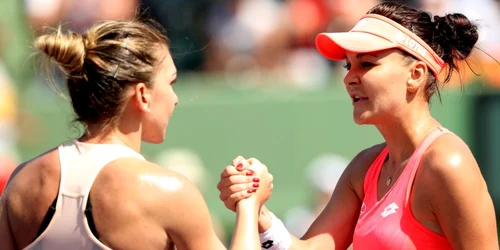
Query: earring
147 108 151 112
407 85 416 92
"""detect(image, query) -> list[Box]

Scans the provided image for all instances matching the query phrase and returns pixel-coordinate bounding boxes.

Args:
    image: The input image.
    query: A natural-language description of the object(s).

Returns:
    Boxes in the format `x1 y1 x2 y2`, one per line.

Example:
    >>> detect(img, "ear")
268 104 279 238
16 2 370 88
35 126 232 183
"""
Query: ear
133 83 152 113
407 61 427 93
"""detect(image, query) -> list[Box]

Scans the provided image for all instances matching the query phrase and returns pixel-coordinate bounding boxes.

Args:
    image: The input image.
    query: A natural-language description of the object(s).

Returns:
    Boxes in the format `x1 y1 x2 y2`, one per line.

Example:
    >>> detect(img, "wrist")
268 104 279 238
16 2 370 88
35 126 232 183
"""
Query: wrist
258 206 272 233
237 198 260 215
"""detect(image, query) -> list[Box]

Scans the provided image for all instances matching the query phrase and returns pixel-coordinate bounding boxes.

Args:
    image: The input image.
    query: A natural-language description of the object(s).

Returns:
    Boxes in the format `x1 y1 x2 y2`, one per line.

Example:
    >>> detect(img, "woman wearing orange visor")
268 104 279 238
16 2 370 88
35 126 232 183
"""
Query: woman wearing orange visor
217 2 498 249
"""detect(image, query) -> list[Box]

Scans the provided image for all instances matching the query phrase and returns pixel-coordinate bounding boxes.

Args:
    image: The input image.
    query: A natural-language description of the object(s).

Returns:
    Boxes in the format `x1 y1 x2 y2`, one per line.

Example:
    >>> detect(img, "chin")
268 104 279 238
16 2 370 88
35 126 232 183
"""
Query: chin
353 118 369 125
142 120 169 144
353 112 375 125
142 136 165 144
142 129 166 144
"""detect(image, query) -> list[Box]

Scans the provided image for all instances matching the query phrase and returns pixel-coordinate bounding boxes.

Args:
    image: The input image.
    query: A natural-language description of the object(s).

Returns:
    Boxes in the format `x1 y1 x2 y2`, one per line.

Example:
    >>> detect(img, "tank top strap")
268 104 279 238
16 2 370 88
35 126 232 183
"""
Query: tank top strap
58 140 145 198
404 127 452 205
364 146 389 201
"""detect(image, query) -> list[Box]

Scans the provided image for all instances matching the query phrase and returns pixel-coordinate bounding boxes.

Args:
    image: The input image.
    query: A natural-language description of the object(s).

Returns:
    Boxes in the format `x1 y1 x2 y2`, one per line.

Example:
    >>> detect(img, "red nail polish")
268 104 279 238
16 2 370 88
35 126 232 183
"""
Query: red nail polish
236 163 243 169
247 189 253 193
253 178 260 182
253 183 259 187
246 171 253 176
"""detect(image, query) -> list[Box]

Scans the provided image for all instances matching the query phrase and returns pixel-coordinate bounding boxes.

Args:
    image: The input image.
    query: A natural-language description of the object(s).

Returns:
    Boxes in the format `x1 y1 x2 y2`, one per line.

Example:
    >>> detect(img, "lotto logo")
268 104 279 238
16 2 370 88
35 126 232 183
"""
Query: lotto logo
262 240 274 249
394 32 427 57
381 202 399 218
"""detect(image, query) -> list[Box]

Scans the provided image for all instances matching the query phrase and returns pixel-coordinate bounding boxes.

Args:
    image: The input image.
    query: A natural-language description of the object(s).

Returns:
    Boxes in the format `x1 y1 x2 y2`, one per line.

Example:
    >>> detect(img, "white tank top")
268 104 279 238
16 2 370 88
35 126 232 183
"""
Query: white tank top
23 140 145 250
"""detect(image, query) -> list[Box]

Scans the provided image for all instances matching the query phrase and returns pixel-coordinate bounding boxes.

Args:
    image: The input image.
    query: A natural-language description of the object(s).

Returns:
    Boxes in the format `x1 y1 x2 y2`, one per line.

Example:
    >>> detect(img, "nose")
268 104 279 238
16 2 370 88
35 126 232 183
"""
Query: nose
344 69 359 86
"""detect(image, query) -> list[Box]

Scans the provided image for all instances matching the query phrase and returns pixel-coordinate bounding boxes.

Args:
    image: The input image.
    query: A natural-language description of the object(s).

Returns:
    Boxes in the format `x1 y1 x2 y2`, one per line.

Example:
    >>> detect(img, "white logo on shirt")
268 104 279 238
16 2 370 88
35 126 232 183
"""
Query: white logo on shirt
381 202 399 218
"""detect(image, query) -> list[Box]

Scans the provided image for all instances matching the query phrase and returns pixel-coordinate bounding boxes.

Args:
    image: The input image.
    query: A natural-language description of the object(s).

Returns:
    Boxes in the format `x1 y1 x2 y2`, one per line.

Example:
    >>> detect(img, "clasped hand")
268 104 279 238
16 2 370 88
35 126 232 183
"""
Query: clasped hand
217 156 273 211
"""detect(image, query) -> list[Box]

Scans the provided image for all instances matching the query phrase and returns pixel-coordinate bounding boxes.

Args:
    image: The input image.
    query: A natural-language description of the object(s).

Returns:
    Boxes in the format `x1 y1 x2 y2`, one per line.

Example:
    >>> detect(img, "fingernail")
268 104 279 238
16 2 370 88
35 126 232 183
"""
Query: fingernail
246 171 253 176
253 183 259 187
236 163 243 169
247 189 253 193
253 178 260 182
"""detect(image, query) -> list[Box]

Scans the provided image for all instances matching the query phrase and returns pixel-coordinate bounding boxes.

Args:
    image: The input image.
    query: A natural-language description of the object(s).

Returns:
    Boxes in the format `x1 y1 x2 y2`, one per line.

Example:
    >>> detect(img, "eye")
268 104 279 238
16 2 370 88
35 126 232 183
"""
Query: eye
343 63 351 71
360 62 375 68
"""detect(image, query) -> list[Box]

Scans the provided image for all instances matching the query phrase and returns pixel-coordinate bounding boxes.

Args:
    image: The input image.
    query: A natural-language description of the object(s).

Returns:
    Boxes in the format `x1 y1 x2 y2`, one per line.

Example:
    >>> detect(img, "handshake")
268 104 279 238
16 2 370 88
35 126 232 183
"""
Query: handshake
217 156 274 213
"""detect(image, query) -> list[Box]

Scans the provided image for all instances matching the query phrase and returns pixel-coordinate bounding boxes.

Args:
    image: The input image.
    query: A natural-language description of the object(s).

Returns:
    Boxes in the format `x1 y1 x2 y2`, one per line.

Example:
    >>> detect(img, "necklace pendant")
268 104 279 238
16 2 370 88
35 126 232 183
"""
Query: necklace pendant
386 176 392 186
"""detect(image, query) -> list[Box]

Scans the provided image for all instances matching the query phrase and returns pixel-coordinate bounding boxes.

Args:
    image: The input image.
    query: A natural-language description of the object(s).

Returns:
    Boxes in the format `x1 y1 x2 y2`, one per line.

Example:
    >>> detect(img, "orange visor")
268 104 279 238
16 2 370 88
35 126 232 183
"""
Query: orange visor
316 14 445 78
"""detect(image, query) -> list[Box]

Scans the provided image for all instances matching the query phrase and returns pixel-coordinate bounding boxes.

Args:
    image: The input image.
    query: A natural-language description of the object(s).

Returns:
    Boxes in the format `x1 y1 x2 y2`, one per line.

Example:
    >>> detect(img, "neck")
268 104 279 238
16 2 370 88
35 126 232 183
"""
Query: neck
79 123 142 153
375 107 440 165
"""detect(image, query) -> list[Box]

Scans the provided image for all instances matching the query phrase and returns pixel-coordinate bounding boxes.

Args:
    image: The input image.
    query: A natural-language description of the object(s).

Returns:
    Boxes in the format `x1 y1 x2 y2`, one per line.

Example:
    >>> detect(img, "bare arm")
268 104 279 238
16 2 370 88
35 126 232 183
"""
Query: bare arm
422 136 498 249
148 161 269 250
219 147 382 250
230 158 275 250
229 194 263 250
0 190 17 250
150 168 226 250
0 161 26 250
256 154 364 250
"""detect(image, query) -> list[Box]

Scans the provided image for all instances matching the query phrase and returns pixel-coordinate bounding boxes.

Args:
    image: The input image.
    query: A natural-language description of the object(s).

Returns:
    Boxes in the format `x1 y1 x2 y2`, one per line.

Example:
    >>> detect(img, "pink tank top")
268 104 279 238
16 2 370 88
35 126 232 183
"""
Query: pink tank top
352 127 453 250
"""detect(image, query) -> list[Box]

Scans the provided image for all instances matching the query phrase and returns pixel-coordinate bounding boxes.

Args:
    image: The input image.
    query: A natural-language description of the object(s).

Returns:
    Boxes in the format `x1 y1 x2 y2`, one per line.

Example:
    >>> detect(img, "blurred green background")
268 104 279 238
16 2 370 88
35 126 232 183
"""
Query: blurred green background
1 0 499 244
14 75 500 239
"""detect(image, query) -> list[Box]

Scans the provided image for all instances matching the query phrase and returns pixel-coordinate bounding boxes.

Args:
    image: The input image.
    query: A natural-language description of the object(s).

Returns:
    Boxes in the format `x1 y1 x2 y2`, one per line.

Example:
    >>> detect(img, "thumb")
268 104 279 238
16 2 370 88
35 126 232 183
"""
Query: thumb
247 158 267 173
247 157 261 165
233 156 250 171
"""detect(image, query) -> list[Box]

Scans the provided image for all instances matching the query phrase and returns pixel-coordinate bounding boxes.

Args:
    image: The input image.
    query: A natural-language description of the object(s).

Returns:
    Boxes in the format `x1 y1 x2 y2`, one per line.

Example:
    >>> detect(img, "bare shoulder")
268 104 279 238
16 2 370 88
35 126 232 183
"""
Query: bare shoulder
96 158 205 226
5 147 60 201
415 129 498 248
99 158 220 247
420 133 481 183
7 147 59 187
417 132 488 211
2 147 61 246
350 142 386 169
346 142 387 198
100 158 197 198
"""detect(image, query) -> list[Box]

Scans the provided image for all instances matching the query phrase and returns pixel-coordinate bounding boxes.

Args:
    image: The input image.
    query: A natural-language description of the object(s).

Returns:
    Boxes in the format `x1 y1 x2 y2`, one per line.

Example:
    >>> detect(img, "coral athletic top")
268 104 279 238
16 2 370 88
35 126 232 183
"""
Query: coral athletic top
353 127 453 250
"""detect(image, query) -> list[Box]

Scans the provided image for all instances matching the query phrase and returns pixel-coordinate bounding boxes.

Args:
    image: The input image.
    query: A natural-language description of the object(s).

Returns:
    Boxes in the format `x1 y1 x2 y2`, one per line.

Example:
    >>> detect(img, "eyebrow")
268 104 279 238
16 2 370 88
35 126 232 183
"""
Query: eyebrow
344 53 379 60
356 53 379 59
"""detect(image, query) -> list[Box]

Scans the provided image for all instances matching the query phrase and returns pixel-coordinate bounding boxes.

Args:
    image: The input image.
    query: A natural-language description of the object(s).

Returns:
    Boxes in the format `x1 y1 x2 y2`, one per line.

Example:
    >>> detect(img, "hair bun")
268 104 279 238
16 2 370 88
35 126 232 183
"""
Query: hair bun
34 29 86 74
433 13 478 61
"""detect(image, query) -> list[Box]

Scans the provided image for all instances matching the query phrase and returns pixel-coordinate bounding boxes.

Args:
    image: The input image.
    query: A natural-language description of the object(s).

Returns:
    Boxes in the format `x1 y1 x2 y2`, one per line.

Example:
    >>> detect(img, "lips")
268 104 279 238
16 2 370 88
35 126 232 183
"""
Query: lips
350 94 369 103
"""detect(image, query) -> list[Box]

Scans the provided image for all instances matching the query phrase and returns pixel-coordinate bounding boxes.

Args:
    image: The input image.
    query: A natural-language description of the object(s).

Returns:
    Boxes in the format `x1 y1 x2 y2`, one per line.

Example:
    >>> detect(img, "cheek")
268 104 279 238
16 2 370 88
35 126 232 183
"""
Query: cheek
367 85 402 110
153 86 170 103
372 74 407 103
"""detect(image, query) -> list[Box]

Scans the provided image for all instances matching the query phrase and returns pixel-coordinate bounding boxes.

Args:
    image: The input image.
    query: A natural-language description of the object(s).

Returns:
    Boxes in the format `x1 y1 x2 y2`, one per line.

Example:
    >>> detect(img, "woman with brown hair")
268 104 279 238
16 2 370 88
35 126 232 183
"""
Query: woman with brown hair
0 17 272 250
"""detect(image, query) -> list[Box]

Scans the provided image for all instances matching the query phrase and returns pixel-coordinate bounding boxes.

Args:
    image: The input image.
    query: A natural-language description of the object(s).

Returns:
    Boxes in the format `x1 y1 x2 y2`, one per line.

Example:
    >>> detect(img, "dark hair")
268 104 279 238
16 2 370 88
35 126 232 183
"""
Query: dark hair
367 2 479 101
34 17 170 133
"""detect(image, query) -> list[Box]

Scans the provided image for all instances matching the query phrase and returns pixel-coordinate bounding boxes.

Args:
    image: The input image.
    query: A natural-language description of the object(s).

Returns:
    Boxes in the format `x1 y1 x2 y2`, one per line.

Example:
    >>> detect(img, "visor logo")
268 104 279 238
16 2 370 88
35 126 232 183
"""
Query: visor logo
395 31 427 57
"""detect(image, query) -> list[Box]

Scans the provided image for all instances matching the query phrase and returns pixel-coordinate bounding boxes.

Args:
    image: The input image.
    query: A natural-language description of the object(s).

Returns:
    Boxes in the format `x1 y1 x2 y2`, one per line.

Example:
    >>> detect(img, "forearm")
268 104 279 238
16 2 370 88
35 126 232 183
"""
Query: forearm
230 199 260 250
